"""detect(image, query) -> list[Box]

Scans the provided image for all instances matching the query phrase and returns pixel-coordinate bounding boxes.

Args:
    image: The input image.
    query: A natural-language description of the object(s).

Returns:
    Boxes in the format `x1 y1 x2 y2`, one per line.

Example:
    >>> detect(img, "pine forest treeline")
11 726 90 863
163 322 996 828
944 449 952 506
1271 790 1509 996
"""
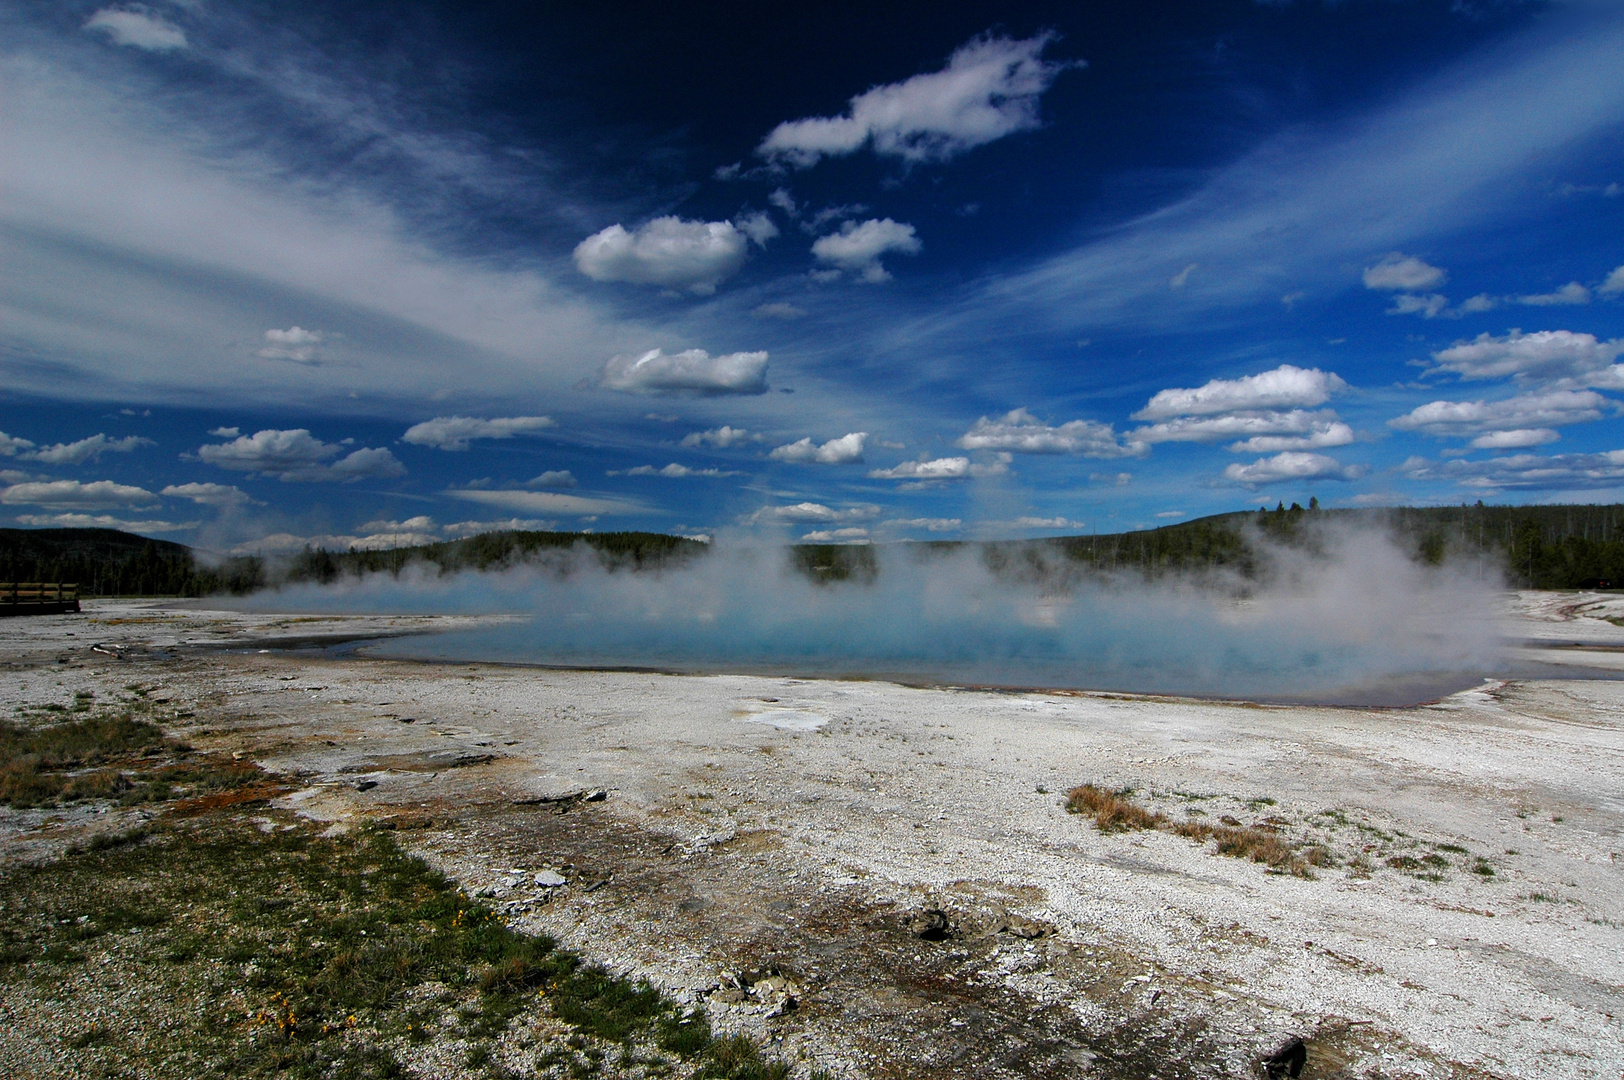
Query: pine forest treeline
4 503 1623 597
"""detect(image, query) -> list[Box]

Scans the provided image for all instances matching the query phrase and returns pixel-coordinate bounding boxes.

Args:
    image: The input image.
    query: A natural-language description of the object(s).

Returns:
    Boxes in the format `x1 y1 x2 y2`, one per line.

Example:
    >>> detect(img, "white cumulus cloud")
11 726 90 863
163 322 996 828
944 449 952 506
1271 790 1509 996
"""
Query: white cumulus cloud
681 426 763 448
1600 265 1624 296
1388 293 1449 318
1427 330 1624 384
527 470 577 488
958 408 1141 457
1134 365 1347 421
1362 253 1446 291
734 212 779 247
1468 429 1560 449
607 464 744 478
14 513 195 532
0 431 38 457
600 348 769 396
84 7 187 51
1 479 158 510
1388 389 1612 436
1222 452 1368 487
160 482 263 508
1134 410 1351 449
573 218 749 294
810 219 920 282
1515 282 1591 306
866 456 1009 480
800 527 871 543
196 429 406 482
1225 421 1356 454
257 326 324 363
769 432 867 465
752 502 879 524
401 415 556 451
28 433 153 465
757 33 1076 167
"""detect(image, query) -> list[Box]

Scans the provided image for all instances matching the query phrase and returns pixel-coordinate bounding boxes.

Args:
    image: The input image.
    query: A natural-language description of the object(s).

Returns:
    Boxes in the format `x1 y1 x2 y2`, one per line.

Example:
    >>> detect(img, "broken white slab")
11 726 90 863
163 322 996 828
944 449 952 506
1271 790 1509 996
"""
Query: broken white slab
741 708 829 732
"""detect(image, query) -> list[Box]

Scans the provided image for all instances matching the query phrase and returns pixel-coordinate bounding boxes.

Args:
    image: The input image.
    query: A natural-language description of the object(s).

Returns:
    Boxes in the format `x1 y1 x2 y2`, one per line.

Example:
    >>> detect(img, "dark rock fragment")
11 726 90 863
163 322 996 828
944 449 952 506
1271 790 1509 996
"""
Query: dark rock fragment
1262 1037 1307 1078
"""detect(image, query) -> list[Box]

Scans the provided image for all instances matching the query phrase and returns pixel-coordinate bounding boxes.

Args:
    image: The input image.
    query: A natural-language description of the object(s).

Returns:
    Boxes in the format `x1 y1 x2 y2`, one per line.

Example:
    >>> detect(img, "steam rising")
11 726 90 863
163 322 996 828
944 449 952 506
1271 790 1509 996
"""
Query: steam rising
257 525 1505 706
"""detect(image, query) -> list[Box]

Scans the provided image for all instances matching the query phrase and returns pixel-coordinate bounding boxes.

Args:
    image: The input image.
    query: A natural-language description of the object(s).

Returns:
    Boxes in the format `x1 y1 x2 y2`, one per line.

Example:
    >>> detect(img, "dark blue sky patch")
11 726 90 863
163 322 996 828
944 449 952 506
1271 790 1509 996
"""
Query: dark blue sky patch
2 0 1622 550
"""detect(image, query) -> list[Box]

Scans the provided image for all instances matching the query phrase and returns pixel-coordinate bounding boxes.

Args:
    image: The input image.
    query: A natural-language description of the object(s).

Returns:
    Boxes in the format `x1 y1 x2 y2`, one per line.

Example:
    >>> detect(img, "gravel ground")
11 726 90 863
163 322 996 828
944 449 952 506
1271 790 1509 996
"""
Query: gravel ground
1 595 1621 1078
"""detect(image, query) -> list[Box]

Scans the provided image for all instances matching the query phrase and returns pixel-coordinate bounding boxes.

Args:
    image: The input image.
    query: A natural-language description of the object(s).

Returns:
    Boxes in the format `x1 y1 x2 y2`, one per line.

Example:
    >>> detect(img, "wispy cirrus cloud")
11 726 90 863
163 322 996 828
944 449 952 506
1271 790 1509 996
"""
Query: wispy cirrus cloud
446 488 639 517
952 13 1624 339
84 7 188 52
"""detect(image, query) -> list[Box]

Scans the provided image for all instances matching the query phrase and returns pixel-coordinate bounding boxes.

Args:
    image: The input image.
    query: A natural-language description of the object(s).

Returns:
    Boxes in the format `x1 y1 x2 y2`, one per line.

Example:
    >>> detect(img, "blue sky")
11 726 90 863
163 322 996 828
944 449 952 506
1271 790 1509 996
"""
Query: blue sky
2 0 1623 553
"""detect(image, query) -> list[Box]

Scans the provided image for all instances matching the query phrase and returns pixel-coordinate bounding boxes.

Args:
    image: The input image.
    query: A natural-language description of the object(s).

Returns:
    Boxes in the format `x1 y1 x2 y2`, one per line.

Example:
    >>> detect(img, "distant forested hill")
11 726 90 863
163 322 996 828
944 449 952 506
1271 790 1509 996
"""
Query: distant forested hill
0 528 262 597
1037 501 1624 587
4 503 1622 596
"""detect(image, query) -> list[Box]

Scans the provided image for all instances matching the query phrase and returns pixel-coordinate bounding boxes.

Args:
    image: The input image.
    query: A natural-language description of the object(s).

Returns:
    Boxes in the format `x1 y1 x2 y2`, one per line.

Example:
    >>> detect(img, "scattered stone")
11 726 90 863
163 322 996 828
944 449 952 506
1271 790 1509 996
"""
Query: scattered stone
533 870 568 888
355 780 378 792
707 966 802 1016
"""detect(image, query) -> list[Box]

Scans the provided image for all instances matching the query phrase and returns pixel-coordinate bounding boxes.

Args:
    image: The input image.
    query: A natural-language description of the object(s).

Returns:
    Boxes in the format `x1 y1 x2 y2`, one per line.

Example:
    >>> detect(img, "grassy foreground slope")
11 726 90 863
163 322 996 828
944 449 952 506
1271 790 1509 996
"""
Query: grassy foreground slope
0 692 811 1080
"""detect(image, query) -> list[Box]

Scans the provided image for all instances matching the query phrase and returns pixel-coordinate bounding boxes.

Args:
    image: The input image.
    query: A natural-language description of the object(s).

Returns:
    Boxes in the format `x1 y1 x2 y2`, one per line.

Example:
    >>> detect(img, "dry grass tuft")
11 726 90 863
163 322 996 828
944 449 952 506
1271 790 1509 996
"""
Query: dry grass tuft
1065 784 1166 832
1067 784 1313 877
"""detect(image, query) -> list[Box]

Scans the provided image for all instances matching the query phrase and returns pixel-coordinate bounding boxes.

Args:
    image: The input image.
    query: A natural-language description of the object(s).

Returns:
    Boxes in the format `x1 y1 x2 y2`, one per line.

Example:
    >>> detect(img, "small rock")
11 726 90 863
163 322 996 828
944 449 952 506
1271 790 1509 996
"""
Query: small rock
583 789 608 802
355 780 378 792
533 870 568 888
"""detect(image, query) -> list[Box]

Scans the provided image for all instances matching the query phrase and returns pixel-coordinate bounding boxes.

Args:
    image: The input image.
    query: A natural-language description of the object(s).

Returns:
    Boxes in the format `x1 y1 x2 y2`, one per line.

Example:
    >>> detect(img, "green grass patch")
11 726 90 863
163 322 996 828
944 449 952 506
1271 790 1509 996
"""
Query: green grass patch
0 811 811 1079
0 709 265 810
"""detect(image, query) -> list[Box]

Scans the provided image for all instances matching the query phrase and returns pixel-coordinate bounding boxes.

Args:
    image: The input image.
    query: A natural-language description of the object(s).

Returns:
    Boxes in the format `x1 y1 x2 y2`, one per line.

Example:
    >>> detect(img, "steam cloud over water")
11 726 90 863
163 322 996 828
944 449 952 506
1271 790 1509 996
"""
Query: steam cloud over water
258 527 1506 706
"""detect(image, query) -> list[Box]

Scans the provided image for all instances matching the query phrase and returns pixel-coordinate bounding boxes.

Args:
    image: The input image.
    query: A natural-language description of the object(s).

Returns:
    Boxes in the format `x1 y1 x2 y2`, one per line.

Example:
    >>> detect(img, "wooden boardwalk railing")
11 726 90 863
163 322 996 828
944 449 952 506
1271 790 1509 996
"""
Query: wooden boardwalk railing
0 583 81 616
